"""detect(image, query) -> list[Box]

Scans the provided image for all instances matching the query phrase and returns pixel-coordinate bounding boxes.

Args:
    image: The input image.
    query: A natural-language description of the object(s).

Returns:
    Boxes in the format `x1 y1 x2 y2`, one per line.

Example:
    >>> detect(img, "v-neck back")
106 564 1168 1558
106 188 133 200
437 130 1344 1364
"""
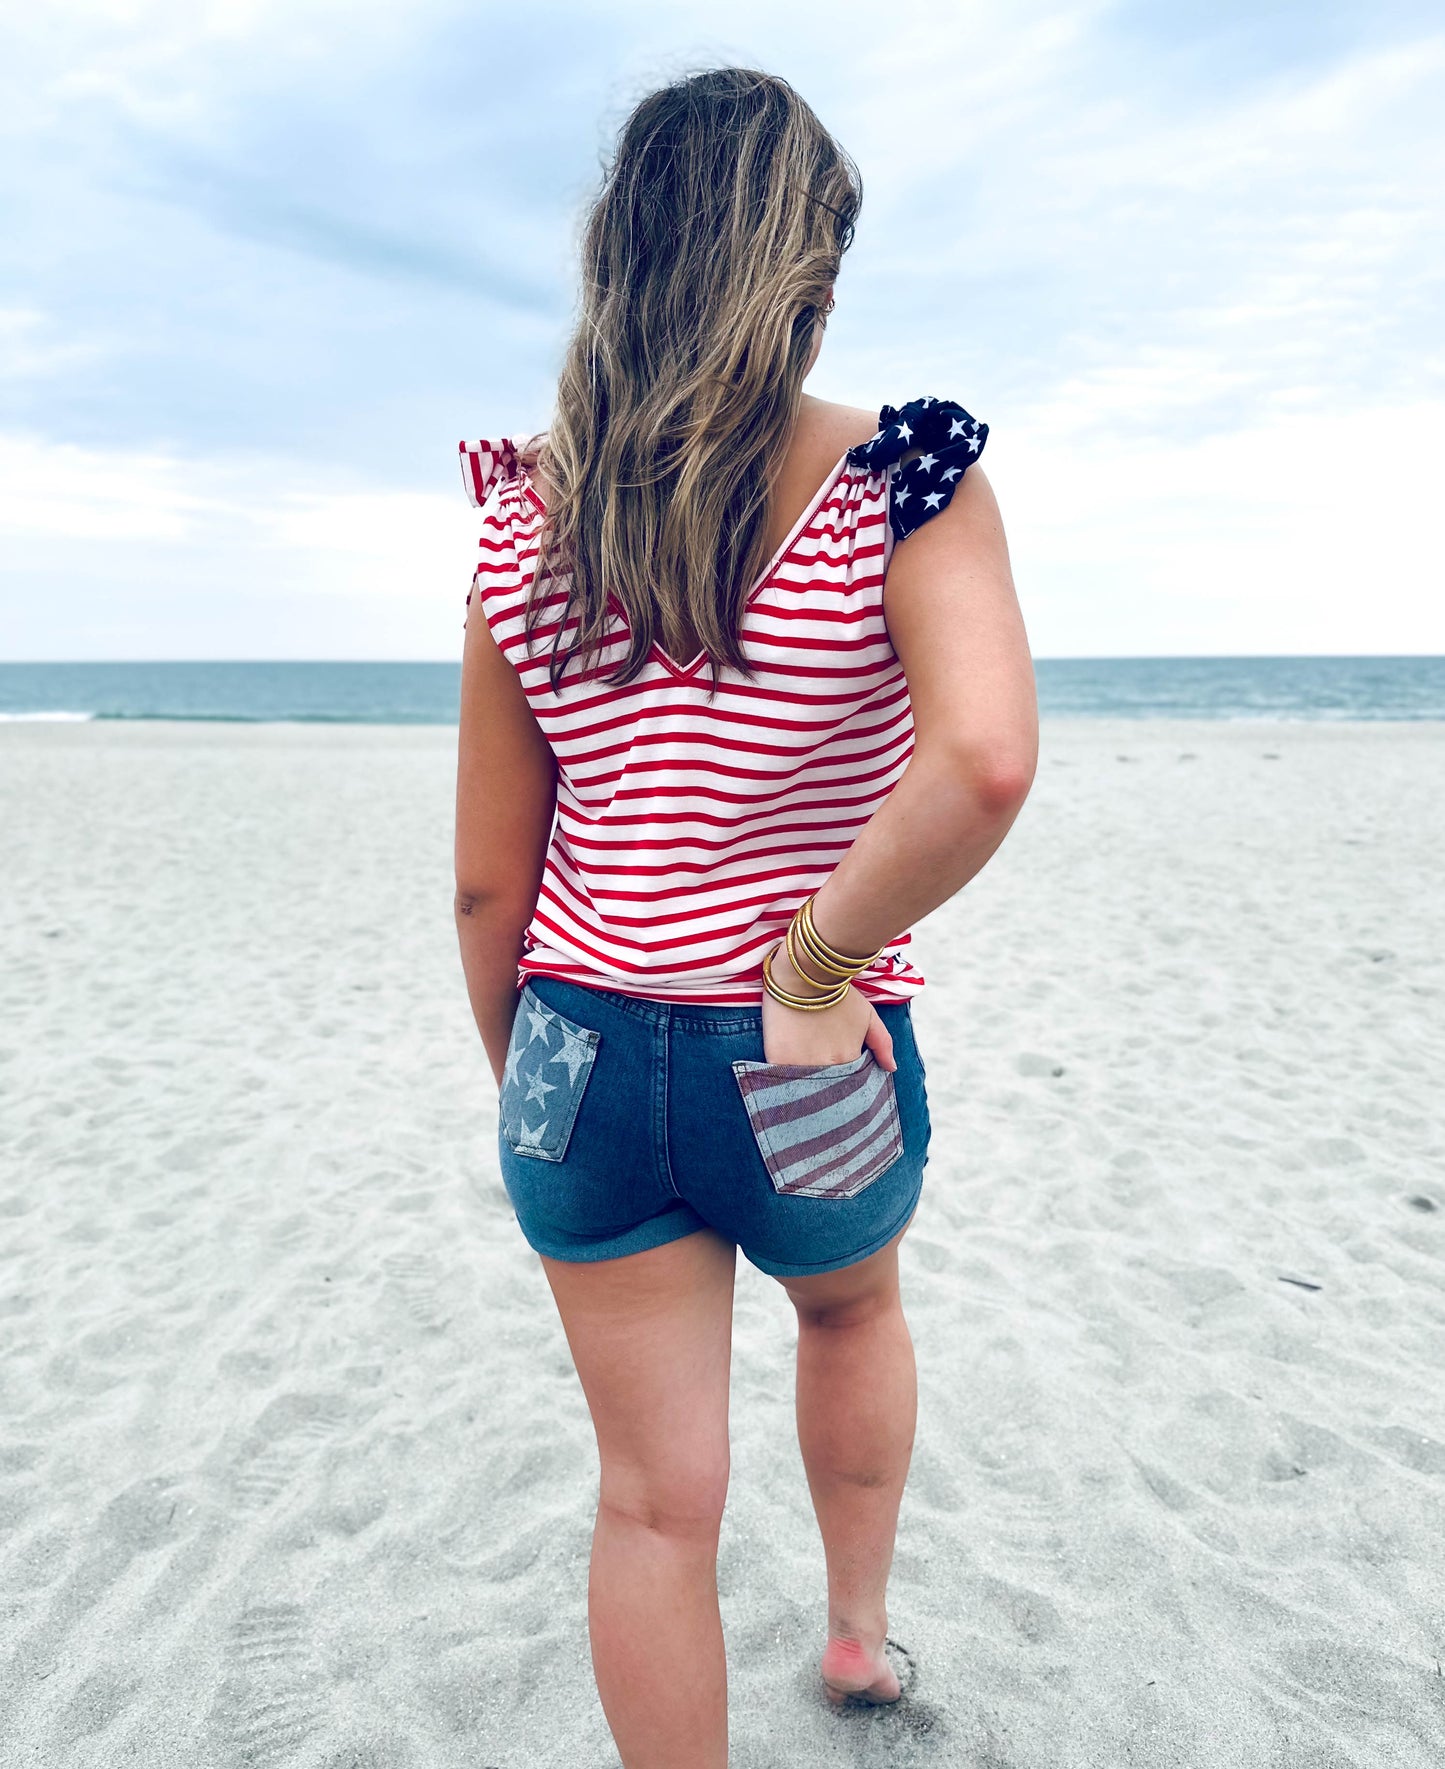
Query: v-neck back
636 449 852 675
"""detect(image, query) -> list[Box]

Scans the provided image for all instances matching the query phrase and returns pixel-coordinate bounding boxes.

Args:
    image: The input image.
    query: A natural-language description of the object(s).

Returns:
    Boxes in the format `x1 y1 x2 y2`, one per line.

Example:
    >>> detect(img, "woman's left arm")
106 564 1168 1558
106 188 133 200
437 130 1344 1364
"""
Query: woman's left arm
454 597 557 1087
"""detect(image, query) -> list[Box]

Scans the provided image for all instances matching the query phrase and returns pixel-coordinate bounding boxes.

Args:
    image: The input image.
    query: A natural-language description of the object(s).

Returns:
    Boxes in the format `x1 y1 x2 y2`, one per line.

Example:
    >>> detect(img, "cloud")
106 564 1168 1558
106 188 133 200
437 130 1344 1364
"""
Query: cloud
0 431 479 657
992 397 1445 655
2 0 1443 656
0 311 101 382
130 151 560 304
840 19 1445 430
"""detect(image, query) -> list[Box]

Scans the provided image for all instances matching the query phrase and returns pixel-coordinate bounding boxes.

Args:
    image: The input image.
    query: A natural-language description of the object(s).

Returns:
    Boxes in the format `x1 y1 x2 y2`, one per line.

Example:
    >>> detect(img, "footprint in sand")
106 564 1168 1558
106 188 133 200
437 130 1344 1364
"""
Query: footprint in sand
206 1602 325 1767
50 1663 143 1748
382 1251 456 1334
227 1392 352 1511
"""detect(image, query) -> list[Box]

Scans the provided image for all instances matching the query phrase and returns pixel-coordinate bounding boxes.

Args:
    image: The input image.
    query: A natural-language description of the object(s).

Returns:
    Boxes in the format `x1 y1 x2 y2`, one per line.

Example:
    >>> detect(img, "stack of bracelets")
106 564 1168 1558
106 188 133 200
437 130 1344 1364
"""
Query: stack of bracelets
761 893 886 1011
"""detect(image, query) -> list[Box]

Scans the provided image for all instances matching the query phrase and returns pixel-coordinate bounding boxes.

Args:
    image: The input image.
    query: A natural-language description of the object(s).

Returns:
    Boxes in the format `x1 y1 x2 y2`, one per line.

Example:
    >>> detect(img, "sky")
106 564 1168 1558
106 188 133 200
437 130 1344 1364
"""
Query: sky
1 0 1442 660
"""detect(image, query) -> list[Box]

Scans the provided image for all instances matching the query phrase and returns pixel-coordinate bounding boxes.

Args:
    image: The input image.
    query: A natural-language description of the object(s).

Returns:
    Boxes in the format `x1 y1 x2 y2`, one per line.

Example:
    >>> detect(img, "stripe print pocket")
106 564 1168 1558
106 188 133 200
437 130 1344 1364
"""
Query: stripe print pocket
731 1048 904 1200
499 986 601 1164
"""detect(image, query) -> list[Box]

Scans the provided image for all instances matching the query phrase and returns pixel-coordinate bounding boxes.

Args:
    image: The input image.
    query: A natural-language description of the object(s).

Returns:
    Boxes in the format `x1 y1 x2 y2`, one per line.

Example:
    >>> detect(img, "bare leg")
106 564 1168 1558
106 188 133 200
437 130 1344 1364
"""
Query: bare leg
777 1218 918 1704
541 1228 738 1768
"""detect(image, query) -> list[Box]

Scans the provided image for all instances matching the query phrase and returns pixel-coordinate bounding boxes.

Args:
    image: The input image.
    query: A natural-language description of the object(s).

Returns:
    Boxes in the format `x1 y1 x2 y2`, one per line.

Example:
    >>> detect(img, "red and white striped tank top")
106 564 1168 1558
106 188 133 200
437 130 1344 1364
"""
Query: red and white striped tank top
460 397 988 1006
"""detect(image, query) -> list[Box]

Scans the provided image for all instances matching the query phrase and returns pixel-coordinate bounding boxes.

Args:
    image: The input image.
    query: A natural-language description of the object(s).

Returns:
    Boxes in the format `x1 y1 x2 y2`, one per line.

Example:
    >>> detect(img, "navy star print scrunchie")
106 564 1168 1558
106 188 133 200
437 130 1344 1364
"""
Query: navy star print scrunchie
845 395 989 540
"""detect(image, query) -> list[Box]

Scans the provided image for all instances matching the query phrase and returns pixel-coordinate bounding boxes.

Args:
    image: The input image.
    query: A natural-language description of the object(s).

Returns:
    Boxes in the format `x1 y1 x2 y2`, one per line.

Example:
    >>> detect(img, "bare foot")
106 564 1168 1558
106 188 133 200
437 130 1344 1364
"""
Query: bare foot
820 1634 903 1706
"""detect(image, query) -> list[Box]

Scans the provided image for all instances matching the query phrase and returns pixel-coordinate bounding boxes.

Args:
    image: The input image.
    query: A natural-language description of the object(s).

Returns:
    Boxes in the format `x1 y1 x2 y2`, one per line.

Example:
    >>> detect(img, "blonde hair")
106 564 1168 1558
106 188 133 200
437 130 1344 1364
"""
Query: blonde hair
528 67 861 695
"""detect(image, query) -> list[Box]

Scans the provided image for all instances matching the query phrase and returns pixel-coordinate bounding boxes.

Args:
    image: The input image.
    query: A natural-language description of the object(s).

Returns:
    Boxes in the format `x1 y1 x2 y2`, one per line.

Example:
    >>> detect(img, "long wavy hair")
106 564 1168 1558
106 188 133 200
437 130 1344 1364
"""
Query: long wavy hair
527 68 862 696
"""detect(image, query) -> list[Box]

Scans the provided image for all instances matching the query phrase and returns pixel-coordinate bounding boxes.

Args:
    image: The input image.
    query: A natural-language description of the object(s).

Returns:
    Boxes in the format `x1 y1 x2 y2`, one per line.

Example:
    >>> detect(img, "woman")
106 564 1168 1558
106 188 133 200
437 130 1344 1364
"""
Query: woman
454 67 1035 1768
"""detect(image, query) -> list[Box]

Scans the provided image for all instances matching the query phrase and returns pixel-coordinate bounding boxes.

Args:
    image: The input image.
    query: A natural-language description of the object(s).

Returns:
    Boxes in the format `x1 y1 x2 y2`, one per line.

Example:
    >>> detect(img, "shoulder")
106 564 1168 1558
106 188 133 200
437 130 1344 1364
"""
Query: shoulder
796 393 883 461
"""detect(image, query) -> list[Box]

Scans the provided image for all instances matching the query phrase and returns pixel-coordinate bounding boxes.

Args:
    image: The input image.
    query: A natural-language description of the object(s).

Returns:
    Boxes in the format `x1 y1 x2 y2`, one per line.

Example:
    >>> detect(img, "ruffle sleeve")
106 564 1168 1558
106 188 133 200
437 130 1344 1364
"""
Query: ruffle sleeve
459 436 536 630
845 396 988 540
459 436 525 509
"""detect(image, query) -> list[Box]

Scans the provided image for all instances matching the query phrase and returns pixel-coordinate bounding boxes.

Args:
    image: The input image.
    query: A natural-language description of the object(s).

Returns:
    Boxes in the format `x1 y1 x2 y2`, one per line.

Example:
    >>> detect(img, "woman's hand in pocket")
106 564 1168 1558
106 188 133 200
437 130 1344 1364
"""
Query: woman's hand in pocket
761 945 897 1070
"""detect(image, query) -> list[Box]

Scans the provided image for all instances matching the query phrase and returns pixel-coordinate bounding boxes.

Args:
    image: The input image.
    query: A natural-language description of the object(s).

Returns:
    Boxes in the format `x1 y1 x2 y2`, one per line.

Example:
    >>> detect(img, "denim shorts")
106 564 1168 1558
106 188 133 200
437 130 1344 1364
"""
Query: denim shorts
494 974 932 1279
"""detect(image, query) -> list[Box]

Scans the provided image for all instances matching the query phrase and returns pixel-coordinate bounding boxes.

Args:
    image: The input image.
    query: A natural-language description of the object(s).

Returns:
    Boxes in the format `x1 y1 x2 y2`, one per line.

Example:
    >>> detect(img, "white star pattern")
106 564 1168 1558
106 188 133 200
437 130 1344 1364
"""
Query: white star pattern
549 1028 594 1084
524 1072 557 1106
503 1042 524 1088
499 992 602 1162
514 1117 550 1149
842 397 988 539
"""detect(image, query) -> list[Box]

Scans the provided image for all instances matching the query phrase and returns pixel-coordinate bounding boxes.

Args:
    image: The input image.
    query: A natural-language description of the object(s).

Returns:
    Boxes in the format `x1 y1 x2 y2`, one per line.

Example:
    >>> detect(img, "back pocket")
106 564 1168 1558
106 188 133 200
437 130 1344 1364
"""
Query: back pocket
500 986 601 1163
731 1047 903 1200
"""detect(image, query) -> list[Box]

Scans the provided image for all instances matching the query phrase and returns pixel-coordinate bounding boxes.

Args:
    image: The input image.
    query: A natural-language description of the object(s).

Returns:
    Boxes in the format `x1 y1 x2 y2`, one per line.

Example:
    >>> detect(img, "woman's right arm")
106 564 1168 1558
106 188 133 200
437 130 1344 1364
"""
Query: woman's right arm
766 464 1037 1055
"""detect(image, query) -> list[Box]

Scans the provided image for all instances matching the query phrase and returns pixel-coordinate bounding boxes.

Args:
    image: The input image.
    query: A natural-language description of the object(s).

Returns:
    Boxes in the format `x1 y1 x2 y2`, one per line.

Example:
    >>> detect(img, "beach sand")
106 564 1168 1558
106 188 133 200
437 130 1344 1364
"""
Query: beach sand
1 716 1442 1768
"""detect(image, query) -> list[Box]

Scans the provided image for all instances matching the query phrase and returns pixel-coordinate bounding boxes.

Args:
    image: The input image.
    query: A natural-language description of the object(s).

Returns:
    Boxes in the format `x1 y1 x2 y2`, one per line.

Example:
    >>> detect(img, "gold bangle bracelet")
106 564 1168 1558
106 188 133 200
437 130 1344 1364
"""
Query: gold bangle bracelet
801 893 884 968
764 943 849 1009
789 918 856 981
791 894 883 978
788 901 857 981
762 942 851 1010
784 917 851 992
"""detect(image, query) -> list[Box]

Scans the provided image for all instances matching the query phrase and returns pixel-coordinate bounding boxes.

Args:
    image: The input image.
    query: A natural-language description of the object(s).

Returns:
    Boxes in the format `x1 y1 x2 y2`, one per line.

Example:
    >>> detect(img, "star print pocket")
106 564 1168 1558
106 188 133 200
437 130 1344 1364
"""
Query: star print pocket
731 1047 903 1199
499 986 601 1164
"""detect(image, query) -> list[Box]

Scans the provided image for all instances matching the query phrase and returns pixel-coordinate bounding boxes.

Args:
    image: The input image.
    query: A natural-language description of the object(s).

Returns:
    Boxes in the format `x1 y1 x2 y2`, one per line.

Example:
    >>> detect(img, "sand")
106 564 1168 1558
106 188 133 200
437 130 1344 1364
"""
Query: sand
1 715 1442 1768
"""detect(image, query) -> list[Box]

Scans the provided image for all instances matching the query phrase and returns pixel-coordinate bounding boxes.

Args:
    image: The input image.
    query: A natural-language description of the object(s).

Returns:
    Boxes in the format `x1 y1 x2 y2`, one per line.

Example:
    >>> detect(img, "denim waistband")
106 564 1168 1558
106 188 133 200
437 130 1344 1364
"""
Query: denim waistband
525 973 763 1032
524 972 912 1035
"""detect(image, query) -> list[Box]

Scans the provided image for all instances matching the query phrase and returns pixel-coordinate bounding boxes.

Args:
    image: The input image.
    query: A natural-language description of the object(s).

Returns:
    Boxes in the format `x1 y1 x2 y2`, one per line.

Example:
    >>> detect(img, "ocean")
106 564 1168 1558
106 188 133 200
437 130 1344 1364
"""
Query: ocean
1 657 1443 724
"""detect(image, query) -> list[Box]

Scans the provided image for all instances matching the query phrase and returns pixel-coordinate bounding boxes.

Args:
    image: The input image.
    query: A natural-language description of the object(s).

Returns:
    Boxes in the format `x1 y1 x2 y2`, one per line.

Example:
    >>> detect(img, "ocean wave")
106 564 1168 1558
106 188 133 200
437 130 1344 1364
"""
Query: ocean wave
0 710 95 722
